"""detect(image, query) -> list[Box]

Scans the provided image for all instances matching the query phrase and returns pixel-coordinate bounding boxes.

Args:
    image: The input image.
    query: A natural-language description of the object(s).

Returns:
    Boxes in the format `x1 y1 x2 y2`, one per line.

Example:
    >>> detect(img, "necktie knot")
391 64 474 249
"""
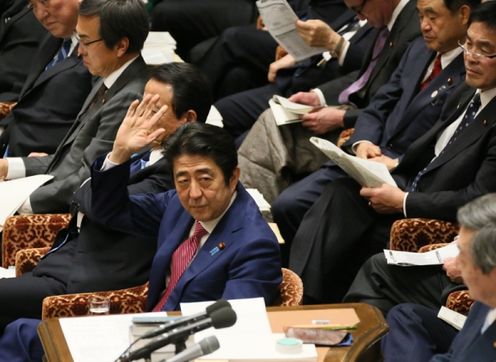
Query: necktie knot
45 38 72 70
192 221 208 240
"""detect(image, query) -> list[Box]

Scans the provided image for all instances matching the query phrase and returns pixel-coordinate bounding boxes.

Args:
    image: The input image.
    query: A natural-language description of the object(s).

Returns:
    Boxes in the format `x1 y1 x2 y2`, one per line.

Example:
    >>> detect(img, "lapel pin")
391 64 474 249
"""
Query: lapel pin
483 120 488 126
209 242 225 257
218 242 225 250
447 77 453 85
431 90 438 98
492 341 496 348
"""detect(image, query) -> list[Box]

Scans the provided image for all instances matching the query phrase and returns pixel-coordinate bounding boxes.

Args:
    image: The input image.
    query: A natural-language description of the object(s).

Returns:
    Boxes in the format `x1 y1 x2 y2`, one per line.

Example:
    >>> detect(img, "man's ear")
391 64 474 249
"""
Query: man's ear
184 109 197 124
115 37 130 57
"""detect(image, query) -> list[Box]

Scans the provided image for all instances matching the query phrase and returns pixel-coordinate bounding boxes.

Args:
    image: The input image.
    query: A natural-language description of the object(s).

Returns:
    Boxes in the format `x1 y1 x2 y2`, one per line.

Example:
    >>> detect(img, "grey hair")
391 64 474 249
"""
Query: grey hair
457 194 496 274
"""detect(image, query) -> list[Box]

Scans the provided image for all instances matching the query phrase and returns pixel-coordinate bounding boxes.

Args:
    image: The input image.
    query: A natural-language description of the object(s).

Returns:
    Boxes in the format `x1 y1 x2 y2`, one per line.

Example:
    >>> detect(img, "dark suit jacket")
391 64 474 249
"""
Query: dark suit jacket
345 37 466 158
394 84 496 220
33 156 172 293
0 0 47 101
21 56 149 214
431 302 496 362
319 0 421 128
81 158 282 311
0 34 93 156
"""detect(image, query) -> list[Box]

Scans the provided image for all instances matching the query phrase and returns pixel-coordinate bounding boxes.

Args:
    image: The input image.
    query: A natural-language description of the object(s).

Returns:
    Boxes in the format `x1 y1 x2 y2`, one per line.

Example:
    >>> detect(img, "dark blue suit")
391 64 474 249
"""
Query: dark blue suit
82 158 282 311
382 302 496 362
273 38 466 244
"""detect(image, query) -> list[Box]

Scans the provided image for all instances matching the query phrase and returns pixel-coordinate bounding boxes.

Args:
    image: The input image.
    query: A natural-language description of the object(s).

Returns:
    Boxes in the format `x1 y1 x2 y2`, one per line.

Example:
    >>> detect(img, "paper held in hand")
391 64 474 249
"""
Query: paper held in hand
384 241 459 266
256 0 326 62
269 95 313 126
310 137 397 187
0 174 54 232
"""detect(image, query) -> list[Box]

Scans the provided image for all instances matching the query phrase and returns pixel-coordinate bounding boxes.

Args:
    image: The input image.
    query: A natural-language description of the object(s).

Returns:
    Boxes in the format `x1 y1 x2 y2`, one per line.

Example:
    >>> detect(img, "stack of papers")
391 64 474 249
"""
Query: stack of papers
142 31 177 65
246 188 271 212
269 95 313 126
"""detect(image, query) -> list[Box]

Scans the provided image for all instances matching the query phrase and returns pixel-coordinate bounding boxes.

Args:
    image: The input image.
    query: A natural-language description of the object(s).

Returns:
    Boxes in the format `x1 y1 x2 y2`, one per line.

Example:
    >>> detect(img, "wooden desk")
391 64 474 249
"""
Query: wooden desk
38 303 387 362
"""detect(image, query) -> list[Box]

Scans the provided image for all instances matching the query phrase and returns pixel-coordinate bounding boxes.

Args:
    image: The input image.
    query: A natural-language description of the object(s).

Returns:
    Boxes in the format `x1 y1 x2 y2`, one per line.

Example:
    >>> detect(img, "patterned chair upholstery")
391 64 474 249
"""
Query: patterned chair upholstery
389 218 474 314
389 218 459 252
15 246 51 277
40 267 303 319
42 283 149 320
2 213 70 267
0 101 16 119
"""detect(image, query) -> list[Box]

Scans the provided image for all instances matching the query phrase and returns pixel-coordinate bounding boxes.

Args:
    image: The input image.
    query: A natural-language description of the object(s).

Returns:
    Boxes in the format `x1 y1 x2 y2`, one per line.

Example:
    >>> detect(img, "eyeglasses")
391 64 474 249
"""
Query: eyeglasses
76 34 104 48
349 0 368 15
458 40 496 61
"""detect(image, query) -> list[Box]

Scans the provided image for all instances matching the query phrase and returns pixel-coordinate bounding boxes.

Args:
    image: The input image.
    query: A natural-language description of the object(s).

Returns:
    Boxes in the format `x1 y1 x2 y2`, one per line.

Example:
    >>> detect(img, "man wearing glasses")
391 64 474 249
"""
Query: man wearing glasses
293 0 496 306
0 0 149 214
0 0 92 157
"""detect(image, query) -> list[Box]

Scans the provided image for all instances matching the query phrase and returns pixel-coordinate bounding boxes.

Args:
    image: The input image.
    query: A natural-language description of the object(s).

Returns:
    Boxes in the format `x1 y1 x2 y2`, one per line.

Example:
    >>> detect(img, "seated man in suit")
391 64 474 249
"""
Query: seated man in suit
0 62 213 333
0 0 150 214
80 122 282 311
0 0 47 103
271 0 477 245
381 193 496 362
0 0 92 156
289 0 496 303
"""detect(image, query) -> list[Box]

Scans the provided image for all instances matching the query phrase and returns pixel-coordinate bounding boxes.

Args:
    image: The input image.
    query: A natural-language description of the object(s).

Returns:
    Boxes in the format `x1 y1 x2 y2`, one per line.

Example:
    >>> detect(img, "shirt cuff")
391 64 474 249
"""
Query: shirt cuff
6 157 26 180
17 197 33 214
311 88 327 107
403 192 409 217
101 153 120 171
351 140 373 154
338 39 351 66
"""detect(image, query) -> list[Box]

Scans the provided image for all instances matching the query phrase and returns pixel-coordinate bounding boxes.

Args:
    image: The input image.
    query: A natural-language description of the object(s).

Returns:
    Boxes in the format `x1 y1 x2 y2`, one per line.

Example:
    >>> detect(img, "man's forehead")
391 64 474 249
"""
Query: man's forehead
173 154 218 172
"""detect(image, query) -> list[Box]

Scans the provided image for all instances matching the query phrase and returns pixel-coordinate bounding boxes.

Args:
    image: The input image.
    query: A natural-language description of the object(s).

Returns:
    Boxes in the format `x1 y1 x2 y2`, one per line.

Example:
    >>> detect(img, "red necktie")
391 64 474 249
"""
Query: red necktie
420 55 442 91
153 221 208 311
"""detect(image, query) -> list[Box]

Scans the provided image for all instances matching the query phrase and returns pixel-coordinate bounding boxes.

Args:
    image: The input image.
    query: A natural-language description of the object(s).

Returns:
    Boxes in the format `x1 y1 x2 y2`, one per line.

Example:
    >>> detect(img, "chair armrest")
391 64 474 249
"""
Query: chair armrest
389 218 459 251
336 128 355 148
417 243 449 253
445 290 473 316
0 101 16 119
41 283 149 320
2 213 70 267
15 247 51 277
278 267 303 307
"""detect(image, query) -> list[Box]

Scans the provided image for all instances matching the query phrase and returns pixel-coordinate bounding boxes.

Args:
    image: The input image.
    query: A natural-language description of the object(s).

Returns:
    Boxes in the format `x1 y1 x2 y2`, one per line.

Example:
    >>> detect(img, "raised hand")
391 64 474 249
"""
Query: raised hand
109 94 167 164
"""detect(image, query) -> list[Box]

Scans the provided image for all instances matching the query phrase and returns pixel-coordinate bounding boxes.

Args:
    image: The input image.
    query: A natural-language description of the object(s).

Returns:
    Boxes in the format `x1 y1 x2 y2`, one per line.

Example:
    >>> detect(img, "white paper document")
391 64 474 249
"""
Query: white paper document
437 306 466 331
0 266 15 279
246 188 271 212
180 298 317 361
384 242 459 266
142 31 177 65
59 312 168 362
0 174 54 232
256 0 325 62
310 137 397 187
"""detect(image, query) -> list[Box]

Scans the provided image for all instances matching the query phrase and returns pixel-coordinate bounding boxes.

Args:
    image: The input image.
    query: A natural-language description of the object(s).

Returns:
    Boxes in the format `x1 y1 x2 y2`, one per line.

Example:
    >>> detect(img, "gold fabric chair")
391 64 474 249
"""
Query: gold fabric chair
2 214 70 267
41 268 303 319
389 218 473 315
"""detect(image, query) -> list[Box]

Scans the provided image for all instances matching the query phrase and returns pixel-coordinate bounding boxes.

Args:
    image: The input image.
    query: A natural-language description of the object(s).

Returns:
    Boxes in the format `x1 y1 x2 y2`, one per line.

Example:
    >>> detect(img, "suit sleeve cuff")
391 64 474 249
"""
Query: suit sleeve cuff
403 192 409 217
6 158 26 180
311 88 327 107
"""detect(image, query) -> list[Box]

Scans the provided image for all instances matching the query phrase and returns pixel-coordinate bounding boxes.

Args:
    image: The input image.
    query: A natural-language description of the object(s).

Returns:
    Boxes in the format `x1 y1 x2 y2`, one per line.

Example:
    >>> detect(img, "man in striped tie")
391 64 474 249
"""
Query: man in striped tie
81 122 282 311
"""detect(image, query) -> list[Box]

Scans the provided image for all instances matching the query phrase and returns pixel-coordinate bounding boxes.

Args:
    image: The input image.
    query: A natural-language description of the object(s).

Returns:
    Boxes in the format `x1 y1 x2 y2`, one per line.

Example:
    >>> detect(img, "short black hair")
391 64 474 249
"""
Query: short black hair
468 1 496 30
443 0 480 13
164 123 237 185
79 0 149 54
149 63 212 123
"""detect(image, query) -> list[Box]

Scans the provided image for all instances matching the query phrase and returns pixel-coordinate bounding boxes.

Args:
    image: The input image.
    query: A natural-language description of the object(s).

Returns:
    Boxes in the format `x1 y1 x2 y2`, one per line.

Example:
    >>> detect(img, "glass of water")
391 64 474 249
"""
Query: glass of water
88 295 110 315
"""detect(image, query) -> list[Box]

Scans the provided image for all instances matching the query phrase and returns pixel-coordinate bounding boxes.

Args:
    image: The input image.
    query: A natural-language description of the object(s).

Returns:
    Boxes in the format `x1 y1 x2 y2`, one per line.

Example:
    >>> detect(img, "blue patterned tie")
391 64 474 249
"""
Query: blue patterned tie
408 93 481 192
45 38 72 70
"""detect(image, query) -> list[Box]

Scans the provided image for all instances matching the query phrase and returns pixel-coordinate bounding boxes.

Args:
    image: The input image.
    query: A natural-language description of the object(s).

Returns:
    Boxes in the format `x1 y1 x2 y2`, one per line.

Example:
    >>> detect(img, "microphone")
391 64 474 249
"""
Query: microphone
166 336 220 362
119 307 236 362
142 300 231 339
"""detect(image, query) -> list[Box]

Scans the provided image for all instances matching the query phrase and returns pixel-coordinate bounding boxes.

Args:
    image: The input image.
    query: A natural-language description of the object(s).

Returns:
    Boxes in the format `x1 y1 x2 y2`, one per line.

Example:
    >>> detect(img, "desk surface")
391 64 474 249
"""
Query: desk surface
38 303 387 362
